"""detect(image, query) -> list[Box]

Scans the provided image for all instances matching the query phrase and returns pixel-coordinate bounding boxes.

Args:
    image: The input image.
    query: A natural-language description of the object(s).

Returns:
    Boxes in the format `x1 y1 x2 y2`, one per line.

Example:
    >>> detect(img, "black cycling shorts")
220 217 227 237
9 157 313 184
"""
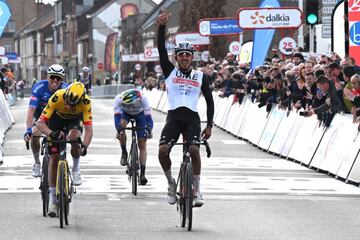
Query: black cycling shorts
47 113 83 154
159 107 201 145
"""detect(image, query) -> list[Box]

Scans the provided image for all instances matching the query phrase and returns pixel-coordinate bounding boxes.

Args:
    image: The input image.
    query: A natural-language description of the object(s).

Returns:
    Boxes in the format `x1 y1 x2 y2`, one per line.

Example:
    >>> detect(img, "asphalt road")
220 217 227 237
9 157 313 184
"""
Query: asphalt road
1 98 360 240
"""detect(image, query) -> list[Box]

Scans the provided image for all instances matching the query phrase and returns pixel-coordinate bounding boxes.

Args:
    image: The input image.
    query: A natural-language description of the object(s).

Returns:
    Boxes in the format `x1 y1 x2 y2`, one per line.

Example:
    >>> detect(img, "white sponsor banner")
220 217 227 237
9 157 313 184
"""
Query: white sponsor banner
121 54 139 62
175 32 210 45
238 8 302 29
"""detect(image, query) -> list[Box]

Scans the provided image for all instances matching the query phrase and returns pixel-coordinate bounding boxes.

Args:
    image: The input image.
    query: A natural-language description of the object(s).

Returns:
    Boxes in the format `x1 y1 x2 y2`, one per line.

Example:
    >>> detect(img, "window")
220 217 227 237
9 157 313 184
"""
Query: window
4 43 11 52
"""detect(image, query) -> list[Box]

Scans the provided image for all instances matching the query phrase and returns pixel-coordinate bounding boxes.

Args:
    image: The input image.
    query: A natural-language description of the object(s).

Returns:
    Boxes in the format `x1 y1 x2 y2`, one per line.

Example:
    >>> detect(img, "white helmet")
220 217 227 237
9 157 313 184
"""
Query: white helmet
82 66 90 73
47 64 65 79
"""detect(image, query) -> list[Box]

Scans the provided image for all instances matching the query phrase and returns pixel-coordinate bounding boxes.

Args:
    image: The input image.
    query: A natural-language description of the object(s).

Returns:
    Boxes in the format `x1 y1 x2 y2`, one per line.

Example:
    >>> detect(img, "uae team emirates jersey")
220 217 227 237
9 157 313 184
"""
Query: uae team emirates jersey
165 68 203 112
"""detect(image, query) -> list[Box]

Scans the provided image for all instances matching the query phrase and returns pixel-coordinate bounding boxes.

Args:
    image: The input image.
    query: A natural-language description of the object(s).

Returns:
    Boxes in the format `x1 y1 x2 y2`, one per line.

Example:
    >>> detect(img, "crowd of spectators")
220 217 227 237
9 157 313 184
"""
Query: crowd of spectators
139 50 360 129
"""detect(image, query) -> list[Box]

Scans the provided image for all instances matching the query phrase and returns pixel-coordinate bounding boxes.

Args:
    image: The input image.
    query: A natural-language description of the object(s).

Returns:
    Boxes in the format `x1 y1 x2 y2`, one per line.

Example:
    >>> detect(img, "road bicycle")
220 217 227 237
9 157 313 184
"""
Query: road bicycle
121 119 147 196
49 134 83 228
25 135 49 217
167 139 211 231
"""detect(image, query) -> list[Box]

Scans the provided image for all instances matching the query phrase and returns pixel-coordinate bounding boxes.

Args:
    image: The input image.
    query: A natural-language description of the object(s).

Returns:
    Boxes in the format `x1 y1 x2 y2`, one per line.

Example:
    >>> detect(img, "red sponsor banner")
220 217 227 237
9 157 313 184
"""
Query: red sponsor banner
173 77 199 87
348 0 360 65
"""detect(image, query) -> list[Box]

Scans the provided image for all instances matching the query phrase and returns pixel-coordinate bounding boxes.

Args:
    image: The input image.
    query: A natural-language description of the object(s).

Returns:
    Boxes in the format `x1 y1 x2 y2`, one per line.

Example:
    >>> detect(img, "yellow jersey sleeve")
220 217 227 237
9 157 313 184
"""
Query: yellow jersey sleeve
81 96 93 126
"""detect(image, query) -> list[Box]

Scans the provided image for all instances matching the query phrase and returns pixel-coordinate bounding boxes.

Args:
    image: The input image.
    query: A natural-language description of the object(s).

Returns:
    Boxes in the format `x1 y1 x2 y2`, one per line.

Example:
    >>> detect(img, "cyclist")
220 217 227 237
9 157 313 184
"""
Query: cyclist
157 10 214 207
36 82 93 217
77 66 92 95
24 64 67 177
113 89 154 185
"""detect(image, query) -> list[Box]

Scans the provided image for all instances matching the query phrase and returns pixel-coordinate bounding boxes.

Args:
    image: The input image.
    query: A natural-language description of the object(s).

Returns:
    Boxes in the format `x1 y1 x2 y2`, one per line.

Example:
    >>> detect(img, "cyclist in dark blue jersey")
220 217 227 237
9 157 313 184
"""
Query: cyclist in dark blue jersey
24 64 67 177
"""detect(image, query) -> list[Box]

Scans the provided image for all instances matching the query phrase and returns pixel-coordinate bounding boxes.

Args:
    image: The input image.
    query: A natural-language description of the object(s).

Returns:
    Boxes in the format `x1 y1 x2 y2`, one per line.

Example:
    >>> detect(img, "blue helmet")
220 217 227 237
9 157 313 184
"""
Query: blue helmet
121 89 141 104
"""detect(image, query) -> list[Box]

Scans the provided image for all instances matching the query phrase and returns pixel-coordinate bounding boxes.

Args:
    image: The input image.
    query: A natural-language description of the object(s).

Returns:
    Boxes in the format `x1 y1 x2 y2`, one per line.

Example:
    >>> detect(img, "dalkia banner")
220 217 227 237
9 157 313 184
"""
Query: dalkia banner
348 0 360 65
0 1 11 37
250 0 280 69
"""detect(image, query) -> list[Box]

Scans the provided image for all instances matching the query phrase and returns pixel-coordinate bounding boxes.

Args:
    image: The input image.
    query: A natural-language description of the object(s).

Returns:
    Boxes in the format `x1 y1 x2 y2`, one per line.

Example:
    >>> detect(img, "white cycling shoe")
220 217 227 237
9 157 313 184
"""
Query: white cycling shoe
72 171 82 186
193 192 204 207
167 179 177 205
32 163 41 178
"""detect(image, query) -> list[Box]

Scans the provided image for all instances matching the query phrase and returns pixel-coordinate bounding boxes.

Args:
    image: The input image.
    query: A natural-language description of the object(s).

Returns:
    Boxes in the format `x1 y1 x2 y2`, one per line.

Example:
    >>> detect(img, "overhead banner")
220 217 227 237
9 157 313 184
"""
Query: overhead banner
0 1 11 37
250 0 280 69
175 32 210 45
348 0 360 65
198 18 243 36
238 7 302 30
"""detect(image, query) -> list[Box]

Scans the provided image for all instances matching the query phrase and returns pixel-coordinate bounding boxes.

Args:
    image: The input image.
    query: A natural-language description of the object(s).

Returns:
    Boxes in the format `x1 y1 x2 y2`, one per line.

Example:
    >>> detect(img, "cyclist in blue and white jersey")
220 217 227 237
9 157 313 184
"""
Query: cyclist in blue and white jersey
24 64 68 177
113 89 154 185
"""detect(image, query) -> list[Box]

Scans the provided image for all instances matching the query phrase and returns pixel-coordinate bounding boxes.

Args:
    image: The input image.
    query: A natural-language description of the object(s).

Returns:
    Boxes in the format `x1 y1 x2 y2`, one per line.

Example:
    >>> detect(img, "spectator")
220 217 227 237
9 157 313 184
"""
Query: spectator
305 76 346 126
292 52 304 66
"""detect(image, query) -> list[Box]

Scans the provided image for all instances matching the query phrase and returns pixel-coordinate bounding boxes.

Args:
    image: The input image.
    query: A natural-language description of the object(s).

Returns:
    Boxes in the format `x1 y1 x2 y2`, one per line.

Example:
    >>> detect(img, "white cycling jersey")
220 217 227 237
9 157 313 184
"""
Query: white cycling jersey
113 94 151 116
165 68 203 112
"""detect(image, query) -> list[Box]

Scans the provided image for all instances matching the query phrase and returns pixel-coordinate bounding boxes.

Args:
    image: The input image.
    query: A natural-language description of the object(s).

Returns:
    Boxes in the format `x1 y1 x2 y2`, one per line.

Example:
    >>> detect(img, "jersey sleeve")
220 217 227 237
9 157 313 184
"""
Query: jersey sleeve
113 94 124 115
142 97 151 115
82 97 93 126
29 83 42 109
38 91 59 122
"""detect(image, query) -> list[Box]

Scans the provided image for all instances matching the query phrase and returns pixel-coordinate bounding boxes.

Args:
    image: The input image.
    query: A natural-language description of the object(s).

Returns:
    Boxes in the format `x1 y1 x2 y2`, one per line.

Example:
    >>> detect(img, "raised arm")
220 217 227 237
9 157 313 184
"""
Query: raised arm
157 10 174 78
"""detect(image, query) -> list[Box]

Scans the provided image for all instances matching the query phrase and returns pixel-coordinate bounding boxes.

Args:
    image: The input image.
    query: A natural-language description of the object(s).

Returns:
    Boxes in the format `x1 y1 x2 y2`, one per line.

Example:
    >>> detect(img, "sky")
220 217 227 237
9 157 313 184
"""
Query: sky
40 0 163 4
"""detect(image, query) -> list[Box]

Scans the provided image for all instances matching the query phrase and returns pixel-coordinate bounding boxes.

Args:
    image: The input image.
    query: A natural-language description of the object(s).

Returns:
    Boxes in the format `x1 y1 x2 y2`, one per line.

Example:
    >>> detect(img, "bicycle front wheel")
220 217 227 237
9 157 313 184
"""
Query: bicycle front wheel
185 162 193 231
130 143 138 196
40 155 49 217
58 162 66 228
179 163 186 228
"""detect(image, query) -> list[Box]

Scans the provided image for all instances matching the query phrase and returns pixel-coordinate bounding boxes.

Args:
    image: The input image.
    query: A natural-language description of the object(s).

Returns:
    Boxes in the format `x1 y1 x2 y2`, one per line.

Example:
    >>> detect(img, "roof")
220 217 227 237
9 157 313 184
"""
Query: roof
139 0 179 32
15 8 55 38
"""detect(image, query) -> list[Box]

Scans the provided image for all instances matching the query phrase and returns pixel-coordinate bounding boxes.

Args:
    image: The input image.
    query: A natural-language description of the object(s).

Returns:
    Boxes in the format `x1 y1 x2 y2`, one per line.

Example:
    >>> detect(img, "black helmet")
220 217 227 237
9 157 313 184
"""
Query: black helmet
175 41 194 55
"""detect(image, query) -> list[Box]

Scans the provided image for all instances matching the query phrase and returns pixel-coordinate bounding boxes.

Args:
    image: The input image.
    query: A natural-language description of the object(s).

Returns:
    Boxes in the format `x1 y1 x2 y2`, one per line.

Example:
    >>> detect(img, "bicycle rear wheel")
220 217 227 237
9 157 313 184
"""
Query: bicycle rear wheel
58 162 65 228
40 155 49 217
130 143 138 196
185 162 193 231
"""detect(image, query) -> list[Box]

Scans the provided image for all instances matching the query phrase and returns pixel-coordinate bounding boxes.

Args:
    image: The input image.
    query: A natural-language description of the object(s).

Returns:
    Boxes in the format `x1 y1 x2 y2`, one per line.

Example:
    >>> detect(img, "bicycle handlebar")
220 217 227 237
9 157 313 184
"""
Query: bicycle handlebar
167 139 211 158
47 137 84 148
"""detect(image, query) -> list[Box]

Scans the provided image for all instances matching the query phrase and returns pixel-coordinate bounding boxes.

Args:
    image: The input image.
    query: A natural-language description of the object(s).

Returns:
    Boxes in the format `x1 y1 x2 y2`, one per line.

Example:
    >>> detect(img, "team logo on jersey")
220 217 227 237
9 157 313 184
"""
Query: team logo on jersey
83 98 90 105
30 96 37 101
173 77 199 87
52 94 58 103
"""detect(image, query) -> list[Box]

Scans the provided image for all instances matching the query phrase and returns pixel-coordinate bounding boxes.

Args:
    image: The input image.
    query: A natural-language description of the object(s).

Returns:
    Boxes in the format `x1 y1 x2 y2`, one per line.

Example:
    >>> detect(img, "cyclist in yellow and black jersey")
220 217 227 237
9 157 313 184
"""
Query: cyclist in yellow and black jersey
36 82 93 217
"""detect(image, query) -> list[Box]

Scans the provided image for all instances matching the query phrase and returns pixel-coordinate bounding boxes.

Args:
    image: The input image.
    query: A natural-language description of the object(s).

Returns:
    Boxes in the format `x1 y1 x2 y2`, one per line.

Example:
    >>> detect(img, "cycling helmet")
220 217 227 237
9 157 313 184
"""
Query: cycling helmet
121 89 141 104
64 82 85 105
82 66 90 73
174 41 194 55
47 64 65 79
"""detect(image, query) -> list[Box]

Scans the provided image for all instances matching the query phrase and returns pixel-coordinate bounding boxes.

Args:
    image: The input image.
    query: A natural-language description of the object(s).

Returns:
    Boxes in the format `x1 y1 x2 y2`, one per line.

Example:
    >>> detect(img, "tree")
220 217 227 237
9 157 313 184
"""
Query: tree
178 0 227 60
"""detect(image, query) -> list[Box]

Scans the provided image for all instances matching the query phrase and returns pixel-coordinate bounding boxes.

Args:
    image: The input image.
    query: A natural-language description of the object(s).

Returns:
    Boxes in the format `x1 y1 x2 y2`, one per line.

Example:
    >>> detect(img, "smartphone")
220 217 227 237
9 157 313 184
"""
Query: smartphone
299 111 309 117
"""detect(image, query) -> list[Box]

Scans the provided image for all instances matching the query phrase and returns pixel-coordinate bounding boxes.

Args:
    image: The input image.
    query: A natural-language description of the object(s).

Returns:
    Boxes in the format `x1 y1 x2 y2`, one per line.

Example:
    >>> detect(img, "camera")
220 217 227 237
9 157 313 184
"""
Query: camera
299 111 309 117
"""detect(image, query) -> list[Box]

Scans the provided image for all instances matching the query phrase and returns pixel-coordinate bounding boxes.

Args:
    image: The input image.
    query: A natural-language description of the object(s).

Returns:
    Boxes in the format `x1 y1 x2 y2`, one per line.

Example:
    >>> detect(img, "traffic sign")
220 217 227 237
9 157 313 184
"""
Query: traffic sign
229 41 241 55
135 63 141 71
278 37 297 55
144 47 159 58
322 24 332 38
198 18 242 36
201 51 210 62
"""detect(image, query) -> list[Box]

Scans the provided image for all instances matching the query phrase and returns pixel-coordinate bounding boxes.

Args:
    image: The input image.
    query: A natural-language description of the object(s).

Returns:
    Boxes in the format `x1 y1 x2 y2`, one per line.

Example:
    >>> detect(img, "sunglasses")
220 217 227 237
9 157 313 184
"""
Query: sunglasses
176 52 193 57
319 61 326 64
49 75 63 81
